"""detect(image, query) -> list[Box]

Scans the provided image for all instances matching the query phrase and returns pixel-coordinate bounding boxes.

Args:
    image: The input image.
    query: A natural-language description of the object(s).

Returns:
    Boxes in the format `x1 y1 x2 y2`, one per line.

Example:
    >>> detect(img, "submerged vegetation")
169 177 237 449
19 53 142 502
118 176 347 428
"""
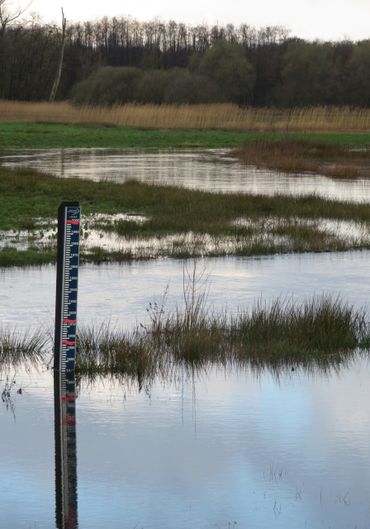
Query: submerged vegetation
77 295 366 380
3 166 370 266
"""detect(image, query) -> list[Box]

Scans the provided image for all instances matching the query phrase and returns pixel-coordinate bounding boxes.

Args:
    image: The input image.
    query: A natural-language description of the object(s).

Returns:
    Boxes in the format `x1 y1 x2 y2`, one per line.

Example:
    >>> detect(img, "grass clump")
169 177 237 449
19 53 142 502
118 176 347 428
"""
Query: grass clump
1 289 367 383
76 324 162 389
0 247 55 267
74 289 368 384
230 297 362 367
0 327 47 369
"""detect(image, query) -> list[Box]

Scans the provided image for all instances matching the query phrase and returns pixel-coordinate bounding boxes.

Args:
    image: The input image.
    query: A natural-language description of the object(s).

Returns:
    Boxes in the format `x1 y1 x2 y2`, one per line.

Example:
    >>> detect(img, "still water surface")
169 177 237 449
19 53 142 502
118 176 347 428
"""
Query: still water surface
1 358 370 529
2 148 370 202
2 251 370 331
2 252 370 527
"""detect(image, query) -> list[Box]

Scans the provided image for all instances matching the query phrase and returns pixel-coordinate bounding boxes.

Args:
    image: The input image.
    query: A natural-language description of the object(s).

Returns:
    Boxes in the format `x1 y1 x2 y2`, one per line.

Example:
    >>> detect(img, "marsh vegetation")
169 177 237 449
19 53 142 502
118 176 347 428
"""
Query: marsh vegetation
0 327 46 369
1 285 368 381
4 103 370 135
3 165 370 266
232 139 370 179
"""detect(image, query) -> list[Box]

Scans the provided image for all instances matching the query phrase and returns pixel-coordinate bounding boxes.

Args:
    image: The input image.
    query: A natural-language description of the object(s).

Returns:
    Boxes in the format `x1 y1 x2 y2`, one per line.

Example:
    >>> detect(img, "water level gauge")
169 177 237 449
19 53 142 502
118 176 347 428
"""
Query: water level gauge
54 202 81 373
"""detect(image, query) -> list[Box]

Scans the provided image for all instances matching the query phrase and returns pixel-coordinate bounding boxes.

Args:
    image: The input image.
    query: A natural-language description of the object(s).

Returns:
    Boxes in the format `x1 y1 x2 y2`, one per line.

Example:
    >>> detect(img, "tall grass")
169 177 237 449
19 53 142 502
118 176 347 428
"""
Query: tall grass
75 293 367 383
230 297 363 367
3 100 370 131
77 323 159 386
0 327 47 368
0 295 366 382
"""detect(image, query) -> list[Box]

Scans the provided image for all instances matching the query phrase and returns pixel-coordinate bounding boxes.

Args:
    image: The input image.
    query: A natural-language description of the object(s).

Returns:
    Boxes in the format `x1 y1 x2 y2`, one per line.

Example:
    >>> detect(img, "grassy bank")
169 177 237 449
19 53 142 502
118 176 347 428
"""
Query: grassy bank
3 166 370 266
3 101 370 133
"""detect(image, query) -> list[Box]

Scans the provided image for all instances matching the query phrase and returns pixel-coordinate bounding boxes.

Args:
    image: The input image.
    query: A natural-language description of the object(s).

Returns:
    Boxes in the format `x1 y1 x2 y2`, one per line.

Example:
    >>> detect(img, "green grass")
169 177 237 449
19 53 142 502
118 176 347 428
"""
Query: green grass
0 247 56 267
2 166 370 265
4 167 370 230
2 122 370 149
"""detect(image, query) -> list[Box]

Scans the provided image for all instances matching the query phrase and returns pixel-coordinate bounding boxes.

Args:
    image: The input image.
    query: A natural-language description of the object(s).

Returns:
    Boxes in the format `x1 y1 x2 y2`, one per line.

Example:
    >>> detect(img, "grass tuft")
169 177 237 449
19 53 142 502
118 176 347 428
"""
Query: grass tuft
0 327 47 368
74 292 368 384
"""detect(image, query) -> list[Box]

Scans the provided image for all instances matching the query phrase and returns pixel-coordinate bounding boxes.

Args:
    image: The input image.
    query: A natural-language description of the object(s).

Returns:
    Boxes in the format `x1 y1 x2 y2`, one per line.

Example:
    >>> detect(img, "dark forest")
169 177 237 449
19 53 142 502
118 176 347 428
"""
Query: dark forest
1 16 370 107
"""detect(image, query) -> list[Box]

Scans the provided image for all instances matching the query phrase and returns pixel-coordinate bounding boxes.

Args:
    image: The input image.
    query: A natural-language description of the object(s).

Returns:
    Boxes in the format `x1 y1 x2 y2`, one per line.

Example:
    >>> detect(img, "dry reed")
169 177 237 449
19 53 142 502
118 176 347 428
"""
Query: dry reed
232 139 370 178
2 100 370 131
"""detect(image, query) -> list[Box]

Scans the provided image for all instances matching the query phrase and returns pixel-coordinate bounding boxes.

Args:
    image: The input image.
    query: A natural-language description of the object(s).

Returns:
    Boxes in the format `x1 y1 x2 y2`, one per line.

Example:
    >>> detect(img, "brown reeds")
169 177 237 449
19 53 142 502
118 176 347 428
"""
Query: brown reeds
232 139 370 178
2 100 370 131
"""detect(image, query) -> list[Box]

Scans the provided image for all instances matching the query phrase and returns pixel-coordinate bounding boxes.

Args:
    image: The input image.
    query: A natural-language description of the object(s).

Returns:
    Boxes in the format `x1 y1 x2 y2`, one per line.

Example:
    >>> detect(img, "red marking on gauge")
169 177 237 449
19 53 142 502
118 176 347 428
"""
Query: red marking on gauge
66 219 80 225
64 319 77 324
62 395 76 401
63 416 76 425
62 339 75 346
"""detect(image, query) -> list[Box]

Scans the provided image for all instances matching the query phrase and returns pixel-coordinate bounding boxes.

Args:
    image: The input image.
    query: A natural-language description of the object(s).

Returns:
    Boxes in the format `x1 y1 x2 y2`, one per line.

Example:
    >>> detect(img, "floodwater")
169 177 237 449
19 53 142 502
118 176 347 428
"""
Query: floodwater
1 356 370 529
2 148 370 202
2 252 370 528
2 149 370 528
2 251 370 331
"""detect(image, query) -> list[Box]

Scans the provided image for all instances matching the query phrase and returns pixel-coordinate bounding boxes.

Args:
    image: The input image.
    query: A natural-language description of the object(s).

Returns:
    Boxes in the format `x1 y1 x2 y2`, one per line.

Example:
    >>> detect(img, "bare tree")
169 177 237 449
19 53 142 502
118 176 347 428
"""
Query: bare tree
49 7 66 102
0 0 32 35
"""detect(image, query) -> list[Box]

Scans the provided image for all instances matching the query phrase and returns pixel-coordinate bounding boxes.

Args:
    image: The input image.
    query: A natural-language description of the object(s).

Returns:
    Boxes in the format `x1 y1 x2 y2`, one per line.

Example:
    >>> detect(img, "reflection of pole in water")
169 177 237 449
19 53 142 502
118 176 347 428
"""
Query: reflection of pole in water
54 370 78 529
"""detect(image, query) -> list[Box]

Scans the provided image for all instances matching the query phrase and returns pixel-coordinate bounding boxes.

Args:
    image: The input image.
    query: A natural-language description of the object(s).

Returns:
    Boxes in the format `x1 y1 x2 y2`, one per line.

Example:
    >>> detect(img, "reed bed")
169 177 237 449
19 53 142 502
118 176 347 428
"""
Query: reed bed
3 100 370 131
232 139 370 179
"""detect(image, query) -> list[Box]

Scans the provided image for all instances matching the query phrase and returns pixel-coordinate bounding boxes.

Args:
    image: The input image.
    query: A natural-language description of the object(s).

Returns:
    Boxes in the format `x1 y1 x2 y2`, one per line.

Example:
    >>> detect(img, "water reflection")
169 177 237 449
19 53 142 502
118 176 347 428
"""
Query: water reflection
54 369 78 529
2 358 370 528
2 148 370 202
3 251 370 333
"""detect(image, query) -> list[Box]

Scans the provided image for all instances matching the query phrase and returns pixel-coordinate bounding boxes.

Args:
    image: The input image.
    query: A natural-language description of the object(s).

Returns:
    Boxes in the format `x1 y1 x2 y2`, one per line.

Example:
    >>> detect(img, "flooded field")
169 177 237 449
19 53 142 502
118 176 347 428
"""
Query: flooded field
2 148 370 202
2 356 370 529
2 252 370 331
2 149 370 528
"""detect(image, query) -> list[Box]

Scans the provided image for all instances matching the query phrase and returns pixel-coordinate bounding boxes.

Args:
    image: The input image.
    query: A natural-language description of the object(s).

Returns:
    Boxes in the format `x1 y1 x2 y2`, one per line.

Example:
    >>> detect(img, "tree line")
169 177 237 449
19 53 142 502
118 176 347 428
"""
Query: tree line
1 15 370 106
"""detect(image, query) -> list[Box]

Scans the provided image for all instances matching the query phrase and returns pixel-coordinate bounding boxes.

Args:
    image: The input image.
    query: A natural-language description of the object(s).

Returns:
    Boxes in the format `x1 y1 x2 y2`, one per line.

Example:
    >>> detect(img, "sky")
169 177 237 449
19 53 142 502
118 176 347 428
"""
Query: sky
20 0 370 42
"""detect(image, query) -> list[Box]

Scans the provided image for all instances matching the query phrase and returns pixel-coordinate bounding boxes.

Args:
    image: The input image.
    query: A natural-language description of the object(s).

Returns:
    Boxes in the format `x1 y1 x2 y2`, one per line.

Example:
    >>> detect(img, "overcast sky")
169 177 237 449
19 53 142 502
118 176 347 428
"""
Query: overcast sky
25 0 370 42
